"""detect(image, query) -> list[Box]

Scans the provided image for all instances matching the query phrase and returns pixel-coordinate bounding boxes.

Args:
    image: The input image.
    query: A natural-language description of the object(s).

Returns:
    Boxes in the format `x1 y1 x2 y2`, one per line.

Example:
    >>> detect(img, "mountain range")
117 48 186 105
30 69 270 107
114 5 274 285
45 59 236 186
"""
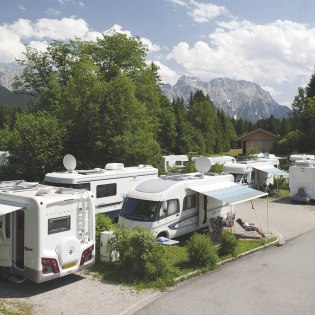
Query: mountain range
161 76 291 122
0 67 291 121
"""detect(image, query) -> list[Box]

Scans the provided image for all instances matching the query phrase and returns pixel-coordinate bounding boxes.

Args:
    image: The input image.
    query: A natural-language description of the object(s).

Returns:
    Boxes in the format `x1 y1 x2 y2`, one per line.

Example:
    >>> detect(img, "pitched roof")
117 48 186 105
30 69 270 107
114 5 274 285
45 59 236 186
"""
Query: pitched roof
236 128 277 141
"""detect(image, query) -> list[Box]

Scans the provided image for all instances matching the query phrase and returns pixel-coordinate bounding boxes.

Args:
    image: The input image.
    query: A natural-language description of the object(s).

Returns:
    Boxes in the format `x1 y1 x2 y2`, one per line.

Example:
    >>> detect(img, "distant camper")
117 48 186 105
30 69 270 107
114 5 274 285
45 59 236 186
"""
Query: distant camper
44 155 158 219
289 159 315 202
192 156 236 166
223 160 287 189
160 154 189 171
0 181 95 283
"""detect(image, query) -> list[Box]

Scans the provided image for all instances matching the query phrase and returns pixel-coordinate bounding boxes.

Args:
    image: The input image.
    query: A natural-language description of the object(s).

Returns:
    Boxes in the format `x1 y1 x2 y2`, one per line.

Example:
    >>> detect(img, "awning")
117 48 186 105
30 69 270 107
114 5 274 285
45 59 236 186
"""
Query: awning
188 182 267 205
252 165 288 176
0 203 23 216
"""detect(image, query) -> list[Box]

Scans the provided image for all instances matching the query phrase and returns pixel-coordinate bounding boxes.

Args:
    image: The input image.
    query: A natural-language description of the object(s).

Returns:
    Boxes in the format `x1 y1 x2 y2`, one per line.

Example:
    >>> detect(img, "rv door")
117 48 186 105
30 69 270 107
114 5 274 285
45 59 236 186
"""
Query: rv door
0 204 23 267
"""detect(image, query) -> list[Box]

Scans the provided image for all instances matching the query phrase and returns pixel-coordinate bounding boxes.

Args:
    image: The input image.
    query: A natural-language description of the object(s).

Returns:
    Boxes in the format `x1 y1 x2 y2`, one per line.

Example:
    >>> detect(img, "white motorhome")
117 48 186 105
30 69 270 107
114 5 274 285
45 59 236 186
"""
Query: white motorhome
290 154 315 163
289 160 315 201
253 153 281 168
0 181 95 283
223 160 287 189
119 158 266 239
44 155 158 219
160 155 189 171
192 156 236 166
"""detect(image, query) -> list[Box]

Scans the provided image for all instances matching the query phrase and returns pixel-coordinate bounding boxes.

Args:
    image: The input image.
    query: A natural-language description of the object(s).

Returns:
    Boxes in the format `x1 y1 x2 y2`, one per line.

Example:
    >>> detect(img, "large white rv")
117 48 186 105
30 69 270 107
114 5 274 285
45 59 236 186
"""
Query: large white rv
160 154 189 171
44 155 158 219
289 160 315 201
192 156 236 165
223 160 287 189
0 181 95 283
118 158 267 239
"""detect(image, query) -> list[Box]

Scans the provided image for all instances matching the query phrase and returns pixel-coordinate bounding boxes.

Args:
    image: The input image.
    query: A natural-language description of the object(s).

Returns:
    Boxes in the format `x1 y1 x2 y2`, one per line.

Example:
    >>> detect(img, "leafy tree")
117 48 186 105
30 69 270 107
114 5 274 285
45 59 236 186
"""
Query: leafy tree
0 111 65 181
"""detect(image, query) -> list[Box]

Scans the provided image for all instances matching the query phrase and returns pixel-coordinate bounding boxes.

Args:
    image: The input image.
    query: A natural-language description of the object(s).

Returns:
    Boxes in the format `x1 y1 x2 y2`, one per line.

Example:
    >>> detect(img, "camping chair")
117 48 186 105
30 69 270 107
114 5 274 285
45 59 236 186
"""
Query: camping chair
236 219 259 238
225 211 235 232
209 216 223 243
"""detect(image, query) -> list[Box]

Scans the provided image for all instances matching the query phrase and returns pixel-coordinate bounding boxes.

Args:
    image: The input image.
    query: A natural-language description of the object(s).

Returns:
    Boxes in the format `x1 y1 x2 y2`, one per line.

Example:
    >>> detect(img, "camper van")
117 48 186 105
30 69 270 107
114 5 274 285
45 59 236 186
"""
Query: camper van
44 155 158 219
289 160 315 201
223 160 287 189
160 155 189 171
0 181 95 283
118 158 267 239
192 156 236 165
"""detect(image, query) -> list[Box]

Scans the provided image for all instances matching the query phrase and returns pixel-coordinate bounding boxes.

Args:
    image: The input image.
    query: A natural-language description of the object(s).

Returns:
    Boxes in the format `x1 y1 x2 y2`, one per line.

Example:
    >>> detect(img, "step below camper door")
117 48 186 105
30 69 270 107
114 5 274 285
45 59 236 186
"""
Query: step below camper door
0 204 24 268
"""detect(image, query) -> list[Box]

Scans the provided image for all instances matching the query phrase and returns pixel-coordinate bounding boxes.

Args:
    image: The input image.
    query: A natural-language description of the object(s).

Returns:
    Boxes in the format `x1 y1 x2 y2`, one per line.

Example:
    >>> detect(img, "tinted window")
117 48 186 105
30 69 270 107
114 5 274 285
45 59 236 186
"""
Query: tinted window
5 213 10 238
183 194 197 210
120 197 159 222
159 199 179 219
96 183 117 198
48 216 70 235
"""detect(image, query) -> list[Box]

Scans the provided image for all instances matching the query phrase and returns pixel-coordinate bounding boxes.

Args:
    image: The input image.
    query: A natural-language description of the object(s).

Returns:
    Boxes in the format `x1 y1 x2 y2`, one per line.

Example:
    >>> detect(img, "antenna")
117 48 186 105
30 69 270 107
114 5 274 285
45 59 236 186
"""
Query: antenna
195 157 211 177
63 154 77 172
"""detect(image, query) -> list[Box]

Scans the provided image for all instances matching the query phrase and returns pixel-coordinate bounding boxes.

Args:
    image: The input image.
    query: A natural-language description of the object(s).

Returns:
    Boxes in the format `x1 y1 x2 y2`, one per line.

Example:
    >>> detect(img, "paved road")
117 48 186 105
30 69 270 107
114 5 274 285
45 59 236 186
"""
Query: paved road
135 228 315 315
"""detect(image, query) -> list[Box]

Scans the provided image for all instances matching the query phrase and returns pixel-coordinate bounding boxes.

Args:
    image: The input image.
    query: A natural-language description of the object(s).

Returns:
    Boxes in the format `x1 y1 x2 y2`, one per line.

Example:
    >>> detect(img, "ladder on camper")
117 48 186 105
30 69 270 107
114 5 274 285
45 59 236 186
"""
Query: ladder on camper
77 193 90 244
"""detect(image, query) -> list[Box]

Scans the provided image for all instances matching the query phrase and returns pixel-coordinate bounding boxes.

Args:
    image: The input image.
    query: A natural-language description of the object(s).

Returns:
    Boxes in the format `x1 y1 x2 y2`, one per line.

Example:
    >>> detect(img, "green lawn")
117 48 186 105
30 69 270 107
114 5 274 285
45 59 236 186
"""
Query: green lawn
88 235 277 290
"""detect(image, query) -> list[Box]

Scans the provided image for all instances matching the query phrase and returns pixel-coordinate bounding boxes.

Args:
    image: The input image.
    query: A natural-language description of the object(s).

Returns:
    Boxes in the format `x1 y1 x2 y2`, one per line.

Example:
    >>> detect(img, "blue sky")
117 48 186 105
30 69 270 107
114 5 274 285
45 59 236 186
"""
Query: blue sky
1 0 315 107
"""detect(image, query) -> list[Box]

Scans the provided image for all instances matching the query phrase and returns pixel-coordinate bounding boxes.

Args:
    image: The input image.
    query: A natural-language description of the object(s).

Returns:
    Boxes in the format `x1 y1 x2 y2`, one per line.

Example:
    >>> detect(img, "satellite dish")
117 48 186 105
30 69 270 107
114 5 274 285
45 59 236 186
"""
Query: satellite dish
195 157 211 175
63 154 77 172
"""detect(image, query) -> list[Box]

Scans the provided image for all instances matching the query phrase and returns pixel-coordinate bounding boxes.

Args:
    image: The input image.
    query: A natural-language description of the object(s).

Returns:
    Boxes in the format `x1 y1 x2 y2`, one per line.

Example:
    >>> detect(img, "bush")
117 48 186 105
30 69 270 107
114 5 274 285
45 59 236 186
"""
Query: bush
109 226 168 280
186 233 218 268
95 214 114 262
210 163 223 174
218 229 238 257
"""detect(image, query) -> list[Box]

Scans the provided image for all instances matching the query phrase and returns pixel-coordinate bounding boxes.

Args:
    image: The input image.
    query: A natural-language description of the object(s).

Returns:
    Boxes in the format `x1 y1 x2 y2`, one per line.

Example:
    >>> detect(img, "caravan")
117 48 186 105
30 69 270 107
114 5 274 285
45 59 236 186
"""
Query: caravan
223 160 287 190
289 159 315 202
44 155 158 219
0 181 95 283
160 155 189 171
118 158 266 239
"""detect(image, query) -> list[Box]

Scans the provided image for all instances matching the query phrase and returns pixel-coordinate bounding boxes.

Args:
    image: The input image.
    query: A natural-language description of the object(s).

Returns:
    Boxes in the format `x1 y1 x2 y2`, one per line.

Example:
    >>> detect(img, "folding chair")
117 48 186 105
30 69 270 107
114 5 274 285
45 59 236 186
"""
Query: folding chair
236 219 260 238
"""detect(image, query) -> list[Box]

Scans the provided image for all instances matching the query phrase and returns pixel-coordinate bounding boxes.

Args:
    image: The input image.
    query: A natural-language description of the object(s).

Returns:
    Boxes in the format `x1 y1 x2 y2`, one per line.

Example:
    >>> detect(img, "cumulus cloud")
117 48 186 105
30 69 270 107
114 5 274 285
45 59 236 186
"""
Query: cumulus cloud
167 19 315 87
0 18 160 63
167 0 229 22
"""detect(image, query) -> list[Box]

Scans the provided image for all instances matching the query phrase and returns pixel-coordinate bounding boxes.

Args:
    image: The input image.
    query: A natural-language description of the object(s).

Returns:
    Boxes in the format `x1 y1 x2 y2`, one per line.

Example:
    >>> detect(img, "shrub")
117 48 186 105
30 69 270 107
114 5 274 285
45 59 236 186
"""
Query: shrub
109 226 168 280
95 214 114 262
186 233 218 268
218 229 238 257
210 163 223 174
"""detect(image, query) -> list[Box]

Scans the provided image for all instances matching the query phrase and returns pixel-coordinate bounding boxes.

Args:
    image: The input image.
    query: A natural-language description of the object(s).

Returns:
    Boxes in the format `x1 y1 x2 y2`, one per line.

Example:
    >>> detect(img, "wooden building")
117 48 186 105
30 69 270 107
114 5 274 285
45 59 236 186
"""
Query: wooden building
236 128 277 156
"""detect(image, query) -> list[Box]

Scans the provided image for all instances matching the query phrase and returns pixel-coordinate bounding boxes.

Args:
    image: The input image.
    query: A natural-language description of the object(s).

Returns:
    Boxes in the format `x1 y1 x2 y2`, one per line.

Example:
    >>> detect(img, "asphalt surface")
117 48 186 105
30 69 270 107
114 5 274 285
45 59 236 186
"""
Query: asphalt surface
135 228 315 315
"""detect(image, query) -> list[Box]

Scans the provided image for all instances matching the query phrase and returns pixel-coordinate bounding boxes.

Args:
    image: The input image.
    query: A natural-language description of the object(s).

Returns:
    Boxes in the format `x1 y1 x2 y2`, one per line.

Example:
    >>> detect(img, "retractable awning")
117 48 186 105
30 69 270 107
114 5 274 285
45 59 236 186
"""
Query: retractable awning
0 203 23 216
188 182 267 205
252 165 288 176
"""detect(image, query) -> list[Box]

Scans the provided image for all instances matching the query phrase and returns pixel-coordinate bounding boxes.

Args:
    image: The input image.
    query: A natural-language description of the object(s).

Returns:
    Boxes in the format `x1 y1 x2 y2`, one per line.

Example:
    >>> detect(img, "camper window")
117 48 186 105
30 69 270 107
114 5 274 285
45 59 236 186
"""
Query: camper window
159 199 179 219
183 194 197 211
175 161 182 166
96 183 117 198
48 216 71 235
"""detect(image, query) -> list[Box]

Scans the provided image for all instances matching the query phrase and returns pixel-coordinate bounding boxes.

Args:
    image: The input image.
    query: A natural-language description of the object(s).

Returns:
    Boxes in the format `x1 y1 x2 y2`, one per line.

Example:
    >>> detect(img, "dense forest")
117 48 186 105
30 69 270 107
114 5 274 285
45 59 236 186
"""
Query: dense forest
0 33 314 181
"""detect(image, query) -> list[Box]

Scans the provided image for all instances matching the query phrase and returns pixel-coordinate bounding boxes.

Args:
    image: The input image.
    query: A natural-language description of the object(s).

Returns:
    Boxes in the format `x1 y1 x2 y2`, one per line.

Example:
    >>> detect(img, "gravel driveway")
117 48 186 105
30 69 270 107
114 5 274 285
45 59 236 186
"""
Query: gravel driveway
0 272 158 315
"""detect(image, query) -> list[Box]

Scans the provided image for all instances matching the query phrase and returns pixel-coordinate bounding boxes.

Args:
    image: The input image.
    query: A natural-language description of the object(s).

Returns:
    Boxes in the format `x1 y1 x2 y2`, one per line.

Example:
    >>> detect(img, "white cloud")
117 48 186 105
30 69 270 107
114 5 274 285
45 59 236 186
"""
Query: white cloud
167 19 315 87
189 1 229 23
18 4 26 11
0 19 160 63
151 60 180 85
167 0 229 22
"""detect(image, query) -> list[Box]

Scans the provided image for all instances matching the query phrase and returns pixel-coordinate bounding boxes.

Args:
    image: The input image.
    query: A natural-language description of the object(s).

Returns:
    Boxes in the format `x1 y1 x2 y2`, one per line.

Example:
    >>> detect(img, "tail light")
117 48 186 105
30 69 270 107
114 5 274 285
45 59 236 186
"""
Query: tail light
80 245 94 266
41 258 60 274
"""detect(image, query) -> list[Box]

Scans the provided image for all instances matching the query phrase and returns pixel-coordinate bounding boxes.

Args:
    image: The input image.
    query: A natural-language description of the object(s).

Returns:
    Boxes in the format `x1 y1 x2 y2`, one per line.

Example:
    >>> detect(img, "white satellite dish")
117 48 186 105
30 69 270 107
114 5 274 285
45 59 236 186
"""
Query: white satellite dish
63 154 77 172
195 157 211 175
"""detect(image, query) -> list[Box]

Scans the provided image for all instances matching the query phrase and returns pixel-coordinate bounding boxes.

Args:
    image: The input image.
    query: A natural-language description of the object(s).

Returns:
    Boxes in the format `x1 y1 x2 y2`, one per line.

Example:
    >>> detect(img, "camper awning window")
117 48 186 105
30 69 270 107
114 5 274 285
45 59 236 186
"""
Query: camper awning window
0 203 23 216
187 182 267 205
252 165 288 176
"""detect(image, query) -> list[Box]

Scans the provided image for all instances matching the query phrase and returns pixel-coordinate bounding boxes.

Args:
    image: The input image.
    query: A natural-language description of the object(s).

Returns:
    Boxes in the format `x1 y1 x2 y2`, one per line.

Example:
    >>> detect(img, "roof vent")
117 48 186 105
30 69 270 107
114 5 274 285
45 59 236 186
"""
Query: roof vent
105 163 124 170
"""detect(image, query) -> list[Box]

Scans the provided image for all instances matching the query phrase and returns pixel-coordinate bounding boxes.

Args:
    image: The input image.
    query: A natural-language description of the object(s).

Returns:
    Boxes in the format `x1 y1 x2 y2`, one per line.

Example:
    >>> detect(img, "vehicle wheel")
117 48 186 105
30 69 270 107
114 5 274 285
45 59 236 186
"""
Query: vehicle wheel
157 232 168 239
0 267 12 281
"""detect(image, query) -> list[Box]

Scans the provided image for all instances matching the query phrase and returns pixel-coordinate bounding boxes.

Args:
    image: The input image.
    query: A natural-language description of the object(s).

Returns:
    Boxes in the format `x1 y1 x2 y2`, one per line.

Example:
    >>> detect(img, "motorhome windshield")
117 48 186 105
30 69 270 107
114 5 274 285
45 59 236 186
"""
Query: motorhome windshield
120 197 160 222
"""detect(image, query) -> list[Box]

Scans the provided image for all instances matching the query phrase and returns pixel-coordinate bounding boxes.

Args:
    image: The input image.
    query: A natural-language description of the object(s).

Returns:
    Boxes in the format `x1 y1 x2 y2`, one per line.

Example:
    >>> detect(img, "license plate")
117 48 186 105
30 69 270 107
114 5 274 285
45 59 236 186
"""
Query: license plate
63 261 76 269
